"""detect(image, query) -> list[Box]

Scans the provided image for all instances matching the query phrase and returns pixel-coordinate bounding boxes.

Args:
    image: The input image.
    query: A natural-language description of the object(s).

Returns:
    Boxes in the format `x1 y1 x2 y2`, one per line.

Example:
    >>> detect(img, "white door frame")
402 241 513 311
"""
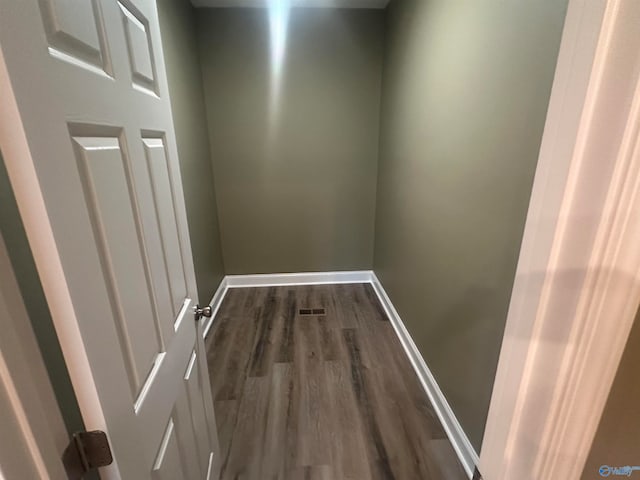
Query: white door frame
0 231 68 479
480 0 640 478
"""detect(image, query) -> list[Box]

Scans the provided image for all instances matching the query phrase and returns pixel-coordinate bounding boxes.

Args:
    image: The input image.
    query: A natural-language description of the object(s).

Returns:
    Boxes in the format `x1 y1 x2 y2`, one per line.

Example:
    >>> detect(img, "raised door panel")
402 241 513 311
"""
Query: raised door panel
172 350 215 480
151 348 215 480
38 0 110 74
152 418 188 480
184 350 215 478
173 353 206 480
118 1 157 94
142 138 188 318
126 134 176 345
71 135 163 397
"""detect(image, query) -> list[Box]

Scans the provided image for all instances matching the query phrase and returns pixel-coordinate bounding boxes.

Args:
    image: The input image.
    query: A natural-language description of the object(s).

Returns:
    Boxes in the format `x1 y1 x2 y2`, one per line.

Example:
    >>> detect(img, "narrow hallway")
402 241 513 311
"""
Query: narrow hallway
206 284 466 479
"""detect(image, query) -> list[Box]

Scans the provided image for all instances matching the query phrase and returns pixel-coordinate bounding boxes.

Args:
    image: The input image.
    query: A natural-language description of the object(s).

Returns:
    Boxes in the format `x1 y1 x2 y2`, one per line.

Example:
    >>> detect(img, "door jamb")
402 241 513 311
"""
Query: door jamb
480 0 640 478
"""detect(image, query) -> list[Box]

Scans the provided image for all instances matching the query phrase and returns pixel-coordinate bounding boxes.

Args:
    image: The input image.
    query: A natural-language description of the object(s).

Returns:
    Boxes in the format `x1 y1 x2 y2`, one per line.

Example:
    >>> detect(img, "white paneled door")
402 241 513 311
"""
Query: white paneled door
0 0 220 478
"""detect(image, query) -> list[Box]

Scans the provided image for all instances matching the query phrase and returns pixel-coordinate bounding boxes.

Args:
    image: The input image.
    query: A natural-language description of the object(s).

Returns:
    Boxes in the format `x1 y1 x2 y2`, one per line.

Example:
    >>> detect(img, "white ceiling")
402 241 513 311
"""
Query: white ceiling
191 0 389 8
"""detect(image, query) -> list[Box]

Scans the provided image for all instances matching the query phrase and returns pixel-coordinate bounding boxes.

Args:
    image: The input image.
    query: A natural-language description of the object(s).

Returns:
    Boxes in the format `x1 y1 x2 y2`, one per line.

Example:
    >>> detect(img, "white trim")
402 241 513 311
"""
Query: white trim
535 4 640 475
225 270 373 288
204 270 478 477
481 0 640 478
369 273 479 478
203 276 229 338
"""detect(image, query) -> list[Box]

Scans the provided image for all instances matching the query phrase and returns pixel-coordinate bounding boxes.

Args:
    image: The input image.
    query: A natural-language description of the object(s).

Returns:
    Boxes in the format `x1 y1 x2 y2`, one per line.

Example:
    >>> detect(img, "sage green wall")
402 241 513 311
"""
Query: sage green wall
581 307 640 479
158 0 225 301
0 151 83 435
373 0 567 449
197 8 383 274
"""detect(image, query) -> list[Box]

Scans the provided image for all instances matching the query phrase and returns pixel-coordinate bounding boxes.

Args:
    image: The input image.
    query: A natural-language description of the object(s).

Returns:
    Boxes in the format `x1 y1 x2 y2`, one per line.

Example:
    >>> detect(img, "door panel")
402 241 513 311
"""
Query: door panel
0 0 220 478
152 418 188 480
118 1 157 93
38 0 110 73
175 357 206 480
72 134 162 394
184 350 215 479
143 137 189 316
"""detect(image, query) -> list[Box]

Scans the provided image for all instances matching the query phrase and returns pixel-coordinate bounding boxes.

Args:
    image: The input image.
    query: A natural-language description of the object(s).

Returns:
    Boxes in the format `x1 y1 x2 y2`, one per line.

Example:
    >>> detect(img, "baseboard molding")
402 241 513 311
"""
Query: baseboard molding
225 270 373 287
369 273 479 478
203 271 370 336
203 276 229 338
204 270 478 477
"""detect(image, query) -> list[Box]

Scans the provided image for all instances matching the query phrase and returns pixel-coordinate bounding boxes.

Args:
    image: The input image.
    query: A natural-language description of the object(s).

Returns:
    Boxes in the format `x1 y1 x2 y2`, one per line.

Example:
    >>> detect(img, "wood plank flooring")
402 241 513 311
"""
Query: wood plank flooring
205 283 467 480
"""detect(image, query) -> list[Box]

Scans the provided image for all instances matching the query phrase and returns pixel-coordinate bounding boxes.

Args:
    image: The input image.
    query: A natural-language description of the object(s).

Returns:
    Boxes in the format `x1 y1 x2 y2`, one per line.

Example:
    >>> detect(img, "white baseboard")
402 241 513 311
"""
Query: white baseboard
203 276 229 338
204 270 478 477
225 270 373 287
205 271 371 336
369 272 479 478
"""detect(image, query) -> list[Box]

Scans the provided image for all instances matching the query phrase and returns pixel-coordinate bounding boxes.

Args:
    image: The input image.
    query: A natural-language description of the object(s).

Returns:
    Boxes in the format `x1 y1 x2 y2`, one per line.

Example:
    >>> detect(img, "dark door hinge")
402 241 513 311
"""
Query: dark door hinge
62 430 113 480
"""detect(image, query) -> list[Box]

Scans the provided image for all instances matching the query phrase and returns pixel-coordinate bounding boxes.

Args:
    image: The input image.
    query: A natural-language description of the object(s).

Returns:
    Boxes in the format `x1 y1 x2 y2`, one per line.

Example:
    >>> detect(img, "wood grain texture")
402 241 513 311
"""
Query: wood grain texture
206 284 467 480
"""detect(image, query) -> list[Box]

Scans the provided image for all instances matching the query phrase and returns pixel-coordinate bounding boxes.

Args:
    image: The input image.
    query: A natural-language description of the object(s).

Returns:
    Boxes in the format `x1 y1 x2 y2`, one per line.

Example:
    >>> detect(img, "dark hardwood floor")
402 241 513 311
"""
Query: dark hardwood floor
206 283 467 480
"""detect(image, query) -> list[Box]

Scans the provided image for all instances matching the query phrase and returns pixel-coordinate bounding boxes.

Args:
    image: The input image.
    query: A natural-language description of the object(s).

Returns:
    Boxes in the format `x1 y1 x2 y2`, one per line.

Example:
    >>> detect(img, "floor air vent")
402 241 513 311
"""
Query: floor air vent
299 308 326 316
